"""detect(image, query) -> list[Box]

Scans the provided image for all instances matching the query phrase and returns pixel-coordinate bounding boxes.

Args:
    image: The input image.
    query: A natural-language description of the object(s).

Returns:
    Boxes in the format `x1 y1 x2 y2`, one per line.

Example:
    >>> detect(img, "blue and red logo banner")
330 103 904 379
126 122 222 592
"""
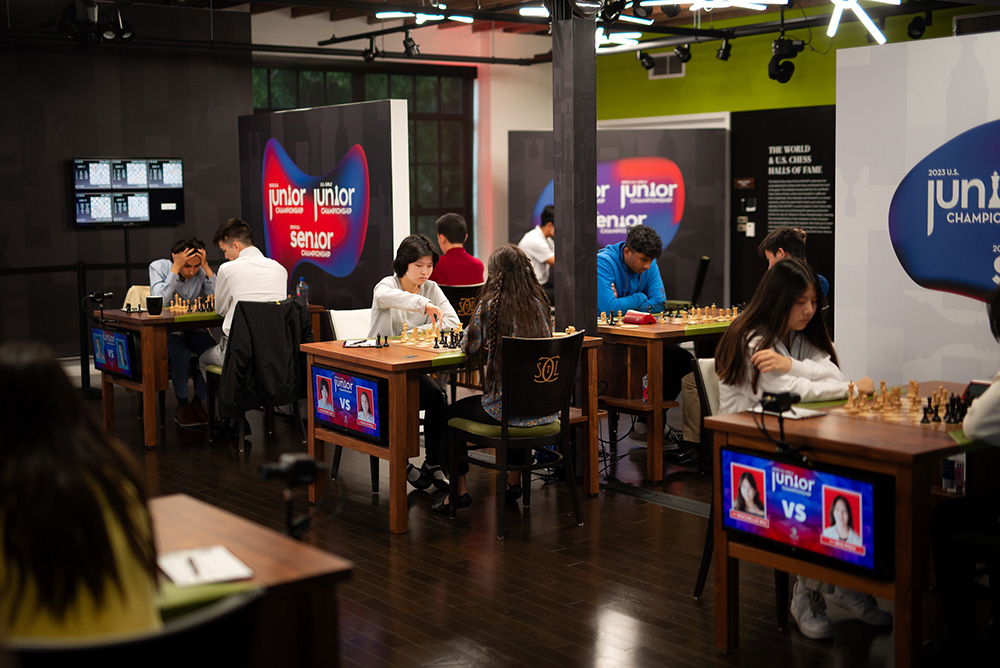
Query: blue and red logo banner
261 138 370 280
888 119 1000 301
532 156 685 249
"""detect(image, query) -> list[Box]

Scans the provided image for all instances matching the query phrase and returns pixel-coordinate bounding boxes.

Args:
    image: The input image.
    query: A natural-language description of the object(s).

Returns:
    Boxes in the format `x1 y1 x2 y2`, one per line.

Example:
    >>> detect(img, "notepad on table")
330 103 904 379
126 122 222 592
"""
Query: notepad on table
158 545 254 587
750 406 826 420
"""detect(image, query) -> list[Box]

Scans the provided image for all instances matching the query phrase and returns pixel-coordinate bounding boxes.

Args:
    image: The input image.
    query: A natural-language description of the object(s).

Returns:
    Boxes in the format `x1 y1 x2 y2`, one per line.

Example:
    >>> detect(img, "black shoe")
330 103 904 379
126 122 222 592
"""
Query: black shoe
407 463 431 490
427 465 450 492
430 493 471 514
665 447 701 468
505 483 522 503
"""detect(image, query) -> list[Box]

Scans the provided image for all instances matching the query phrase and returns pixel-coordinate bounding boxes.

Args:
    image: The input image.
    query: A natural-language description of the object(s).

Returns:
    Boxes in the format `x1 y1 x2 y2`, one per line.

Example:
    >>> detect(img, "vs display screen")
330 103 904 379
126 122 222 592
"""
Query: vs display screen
721 448 894 578
311 365 387 446
90 327 141 381
72 158 184 227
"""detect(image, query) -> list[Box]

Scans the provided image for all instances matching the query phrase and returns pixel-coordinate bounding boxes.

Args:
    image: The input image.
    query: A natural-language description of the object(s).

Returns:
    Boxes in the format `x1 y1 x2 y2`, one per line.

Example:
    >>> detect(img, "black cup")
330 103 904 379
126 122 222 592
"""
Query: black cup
146 295 163 316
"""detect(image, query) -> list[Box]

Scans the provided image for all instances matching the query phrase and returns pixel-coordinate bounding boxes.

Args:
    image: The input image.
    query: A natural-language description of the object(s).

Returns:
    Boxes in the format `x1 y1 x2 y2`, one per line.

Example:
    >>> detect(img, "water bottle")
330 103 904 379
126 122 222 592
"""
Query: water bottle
296 277 310 304
643 374 648 403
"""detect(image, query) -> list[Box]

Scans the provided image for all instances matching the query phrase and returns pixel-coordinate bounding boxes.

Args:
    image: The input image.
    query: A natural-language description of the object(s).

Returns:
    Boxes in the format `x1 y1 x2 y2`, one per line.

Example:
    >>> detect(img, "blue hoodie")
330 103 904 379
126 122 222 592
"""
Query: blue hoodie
596 241 666 315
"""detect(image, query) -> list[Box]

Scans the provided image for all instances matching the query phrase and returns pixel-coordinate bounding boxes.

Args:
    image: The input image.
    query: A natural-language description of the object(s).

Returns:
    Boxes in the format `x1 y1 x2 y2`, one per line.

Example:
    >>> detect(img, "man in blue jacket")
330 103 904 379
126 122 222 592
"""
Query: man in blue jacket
597 225 693 458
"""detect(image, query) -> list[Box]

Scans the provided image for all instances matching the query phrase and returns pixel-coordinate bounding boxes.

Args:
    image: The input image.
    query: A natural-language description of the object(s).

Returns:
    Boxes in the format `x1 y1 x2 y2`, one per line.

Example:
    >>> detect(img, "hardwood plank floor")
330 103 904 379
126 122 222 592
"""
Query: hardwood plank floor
94 387 901 667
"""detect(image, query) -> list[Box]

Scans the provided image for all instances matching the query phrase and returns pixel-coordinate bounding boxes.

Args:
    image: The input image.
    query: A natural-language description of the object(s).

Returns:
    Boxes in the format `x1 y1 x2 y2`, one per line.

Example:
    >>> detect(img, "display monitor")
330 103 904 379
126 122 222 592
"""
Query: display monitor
721 447 894 579
71 157 184 227
311 365 388 446
90 327 141 382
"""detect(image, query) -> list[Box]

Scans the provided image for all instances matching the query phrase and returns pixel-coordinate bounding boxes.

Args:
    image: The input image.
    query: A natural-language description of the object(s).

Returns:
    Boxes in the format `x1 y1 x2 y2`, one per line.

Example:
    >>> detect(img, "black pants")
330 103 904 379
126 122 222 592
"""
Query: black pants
930 489 1000 638
419 374 446 467
662 344 694 400
442 395 528 476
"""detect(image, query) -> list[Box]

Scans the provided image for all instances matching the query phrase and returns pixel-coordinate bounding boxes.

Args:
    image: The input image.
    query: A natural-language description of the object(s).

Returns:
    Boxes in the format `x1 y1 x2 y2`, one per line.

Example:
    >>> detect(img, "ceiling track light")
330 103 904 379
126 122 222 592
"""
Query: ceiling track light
601 0 627 24
768 36 803 84
717 39 731 61
662 4 682 18
403 30 419 57
674 44 691 63
631 1 654 19
908 11 931 40
362 37 378 63
637 50 656 70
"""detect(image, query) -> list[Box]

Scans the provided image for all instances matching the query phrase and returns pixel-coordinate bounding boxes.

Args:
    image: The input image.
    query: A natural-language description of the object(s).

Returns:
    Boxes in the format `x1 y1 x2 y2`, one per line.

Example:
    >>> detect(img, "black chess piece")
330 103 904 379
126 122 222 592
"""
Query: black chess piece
433 335 440 349
932 405 942 423
921 407 930 424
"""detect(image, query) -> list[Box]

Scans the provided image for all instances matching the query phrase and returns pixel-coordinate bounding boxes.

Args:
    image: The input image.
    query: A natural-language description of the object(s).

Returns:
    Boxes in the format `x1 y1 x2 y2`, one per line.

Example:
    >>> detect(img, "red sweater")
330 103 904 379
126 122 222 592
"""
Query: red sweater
431 247 485 286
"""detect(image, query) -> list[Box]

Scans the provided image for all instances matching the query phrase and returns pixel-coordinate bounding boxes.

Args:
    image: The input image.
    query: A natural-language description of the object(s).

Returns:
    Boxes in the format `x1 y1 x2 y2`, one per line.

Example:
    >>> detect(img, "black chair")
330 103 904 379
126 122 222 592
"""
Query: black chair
207 297 312 453
10 589 263 668
444 332 585 539
439 283 485 403
690 357 789 628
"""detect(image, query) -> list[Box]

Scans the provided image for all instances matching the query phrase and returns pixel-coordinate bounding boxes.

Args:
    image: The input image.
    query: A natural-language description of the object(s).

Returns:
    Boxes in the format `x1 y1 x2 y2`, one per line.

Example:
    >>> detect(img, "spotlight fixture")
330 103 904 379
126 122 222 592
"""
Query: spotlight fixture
102 9 133 42
662 5 682 18
674 44 691 63
717 39 731 61
908 12 931 40
768 37 804 84
633 2 654 19
637 50 656 70
403 30 419 57
601 0 626 24
362 38 378 63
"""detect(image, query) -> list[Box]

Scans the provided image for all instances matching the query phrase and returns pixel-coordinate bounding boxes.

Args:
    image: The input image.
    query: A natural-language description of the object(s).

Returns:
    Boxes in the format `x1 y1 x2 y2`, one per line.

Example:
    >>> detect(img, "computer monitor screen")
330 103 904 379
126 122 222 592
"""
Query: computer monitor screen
90 327 141 382
72 158 184 227
311 365 387 445
721 447 894 577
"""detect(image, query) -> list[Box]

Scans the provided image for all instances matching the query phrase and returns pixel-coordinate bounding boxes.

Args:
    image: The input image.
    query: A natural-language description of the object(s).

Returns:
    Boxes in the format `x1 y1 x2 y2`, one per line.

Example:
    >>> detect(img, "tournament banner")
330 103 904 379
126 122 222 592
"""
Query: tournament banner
531 157 685 249
721 448 876 570
888 118 1000 302
261 139 370 279
509 129 727 308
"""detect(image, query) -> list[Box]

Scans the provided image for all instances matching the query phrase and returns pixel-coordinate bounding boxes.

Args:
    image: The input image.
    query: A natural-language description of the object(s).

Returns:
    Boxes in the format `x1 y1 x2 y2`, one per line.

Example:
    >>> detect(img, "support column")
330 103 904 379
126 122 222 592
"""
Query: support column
551 2 598 333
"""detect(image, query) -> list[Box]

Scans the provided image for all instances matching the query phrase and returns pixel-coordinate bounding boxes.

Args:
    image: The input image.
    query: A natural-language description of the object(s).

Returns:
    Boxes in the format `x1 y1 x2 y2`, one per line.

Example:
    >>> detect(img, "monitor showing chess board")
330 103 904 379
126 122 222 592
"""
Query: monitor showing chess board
72 158 185 227
721 447 895 579
311 364 388 446
90 327 142 382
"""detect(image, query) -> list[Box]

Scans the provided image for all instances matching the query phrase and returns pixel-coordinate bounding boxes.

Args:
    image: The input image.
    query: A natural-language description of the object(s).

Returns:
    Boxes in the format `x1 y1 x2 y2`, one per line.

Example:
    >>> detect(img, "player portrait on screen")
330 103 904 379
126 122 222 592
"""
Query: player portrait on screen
356 387 375 427
730 464 768 527
93 334 105 363
115 340 129 371
317 377 334 413
820 487 864 553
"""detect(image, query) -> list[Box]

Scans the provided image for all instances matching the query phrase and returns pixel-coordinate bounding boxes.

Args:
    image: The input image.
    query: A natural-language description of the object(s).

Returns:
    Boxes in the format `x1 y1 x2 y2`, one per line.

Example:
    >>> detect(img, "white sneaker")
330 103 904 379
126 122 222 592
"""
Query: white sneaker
828 587 893 626
790 581 834 640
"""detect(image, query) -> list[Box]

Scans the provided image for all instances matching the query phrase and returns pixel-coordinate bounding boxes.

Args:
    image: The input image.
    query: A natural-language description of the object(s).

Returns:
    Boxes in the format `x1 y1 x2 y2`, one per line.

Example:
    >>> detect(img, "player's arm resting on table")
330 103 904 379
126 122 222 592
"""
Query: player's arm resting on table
964 370 1000 446
596 253 646 314
637 260 666 312
753 341 850 403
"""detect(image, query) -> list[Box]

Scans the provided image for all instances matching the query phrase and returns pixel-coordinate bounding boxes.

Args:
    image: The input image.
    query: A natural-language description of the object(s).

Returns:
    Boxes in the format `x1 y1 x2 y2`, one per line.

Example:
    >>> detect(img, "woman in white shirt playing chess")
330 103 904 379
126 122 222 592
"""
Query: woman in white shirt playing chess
714 257 889 641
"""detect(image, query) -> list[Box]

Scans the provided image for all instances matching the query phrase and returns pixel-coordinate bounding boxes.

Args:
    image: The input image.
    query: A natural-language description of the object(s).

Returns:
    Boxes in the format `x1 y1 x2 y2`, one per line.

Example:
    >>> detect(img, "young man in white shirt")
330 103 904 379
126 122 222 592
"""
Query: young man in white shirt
199 218 288 370
517 205 555 305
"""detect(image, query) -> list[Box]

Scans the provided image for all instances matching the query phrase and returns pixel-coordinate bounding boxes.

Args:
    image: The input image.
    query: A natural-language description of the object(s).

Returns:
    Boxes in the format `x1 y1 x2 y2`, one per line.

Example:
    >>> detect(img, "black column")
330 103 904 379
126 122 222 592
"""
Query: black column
551 3 597 333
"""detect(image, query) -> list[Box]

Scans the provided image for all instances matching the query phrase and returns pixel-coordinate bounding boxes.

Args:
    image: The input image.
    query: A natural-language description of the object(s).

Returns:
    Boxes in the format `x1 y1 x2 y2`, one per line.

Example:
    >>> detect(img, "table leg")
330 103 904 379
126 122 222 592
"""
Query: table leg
388 372 419 534
307 355 324 505
583 346 599 495
895 463 929 667
141 326 168 448
713 431 739 652
646 340 664 481
102 371 115 431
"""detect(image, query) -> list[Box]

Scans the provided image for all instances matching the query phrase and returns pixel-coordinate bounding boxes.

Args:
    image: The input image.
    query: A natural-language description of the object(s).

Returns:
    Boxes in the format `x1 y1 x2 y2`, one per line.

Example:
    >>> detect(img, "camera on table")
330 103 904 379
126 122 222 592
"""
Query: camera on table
762 391 801 414
259 453 318 486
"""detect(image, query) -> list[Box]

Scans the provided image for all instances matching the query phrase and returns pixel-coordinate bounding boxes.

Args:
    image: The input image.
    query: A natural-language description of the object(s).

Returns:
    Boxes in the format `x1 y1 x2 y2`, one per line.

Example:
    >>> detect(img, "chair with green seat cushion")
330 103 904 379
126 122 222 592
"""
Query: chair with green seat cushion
444 331 585 539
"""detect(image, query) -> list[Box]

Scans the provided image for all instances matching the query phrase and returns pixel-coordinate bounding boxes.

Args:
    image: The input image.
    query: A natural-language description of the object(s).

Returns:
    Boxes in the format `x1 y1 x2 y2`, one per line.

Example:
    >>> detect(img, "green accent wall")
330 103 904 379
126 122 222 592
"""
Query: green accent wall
597 7 983 119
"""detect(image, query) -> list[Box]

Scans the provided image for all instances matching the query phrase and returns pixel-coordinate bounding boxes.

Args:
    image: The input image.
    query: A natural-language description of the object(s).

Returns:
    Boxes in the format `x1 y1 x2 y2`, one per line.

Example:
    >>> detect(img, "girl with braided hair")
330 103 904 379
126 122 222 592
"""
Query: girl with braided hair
431 244 554 514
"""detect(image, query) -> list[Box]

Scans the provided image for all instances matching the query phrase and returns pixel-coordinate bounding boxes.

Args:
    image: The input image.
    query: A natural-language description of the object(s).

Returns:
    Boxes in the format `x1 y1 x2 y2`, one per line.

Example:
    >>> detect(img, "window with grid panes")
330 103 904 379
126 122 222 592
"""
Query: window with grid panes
252 64 475 252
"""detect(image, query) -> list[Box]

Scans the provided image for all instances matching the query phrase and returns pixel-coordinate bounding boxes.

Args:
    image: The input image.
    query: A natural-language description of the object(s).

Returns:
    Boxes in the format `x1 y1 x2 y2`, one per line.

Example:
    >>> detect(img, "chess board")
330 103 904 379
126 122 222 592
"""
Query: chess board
826 394 963 431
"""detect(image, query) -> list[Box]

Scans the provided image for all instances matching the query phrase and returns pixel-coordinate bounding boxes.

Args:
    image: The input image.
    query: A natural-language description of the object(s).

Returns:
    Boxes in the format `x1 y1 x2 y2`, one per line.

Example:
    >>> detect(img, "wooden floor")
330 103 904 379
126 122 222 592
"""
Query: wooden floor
96 387 901 668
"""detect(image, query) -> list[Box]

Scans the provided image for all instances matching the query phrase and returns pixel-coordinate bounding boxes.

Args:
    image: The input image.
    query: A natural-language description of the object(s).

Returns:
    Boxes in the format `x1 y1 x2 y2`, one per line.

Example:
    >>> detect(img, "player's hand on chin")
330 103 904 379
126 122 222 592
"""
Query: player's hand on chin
855 377 875 396
751 349 792 374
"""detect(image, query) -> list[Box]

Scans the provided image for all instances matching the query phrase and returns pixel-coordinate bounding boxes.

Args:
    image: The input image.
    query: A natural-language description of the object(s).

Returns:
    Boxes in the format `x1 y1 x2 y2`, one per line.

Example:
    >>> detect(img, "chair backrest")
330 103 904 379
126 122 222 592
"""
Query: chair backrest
123 285 150 310
500 332 584 421
10 588 263 667
690 256 711 306
691 357 720 417
438 284 484 328
328 308 372 340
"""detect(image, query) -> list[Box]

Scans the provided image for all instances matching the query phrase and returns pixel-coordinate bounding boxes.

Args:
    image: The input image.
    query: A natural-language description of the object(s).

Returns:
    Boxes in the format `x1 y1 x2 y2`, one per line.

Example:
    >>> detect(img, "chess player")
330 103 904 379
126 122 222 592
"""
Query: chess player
928 284 1000 661
429 213 485 286
715 257 887 640
149 237 216 427
517 204 555 305
758 226 829 297
199 218 287 371
369 234 458 492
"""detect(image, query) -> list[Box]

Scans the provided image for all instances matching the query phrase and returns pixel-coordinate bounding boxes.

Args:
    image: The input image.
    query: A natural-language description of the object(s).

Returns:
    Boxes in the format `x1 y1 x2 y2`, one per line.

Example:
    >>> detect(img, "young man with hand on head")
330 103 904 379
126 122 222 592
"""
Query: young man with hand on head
149 237 216 427
430 213 484 286
199 218 287 371
518 205 556 305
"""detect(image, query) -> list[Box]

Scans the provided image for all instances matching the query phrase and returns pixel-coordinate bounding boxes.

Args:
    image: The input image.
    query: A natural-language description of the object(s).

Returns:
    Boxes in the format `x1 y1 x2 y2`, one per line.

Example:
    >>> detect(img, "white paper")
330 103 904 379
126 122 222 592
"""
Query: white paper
750 406 826 420
158 545 254 587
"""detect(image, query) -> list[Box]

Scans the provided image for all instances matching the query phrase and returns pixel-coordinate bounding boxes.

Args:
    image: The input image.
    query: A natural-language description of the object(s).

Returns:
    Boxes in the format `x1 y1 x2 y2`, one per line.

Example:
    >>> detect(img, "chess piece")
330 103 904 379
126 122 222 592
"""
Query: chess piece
921 407 930 424
565 325 576 334
433 335 440 349
932 405 941 423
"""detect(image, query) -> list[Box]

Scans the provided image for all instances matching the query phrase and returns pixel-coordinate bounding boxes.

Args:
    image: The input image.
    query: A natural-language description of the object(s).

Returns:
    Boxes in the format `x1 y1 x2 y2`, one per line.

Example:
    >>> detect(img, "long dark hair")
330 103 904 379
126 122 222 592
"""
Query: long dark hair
828 495 854 532
716 257 836 393
0 342 157 620
734 471 763 513
476 244 551 394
